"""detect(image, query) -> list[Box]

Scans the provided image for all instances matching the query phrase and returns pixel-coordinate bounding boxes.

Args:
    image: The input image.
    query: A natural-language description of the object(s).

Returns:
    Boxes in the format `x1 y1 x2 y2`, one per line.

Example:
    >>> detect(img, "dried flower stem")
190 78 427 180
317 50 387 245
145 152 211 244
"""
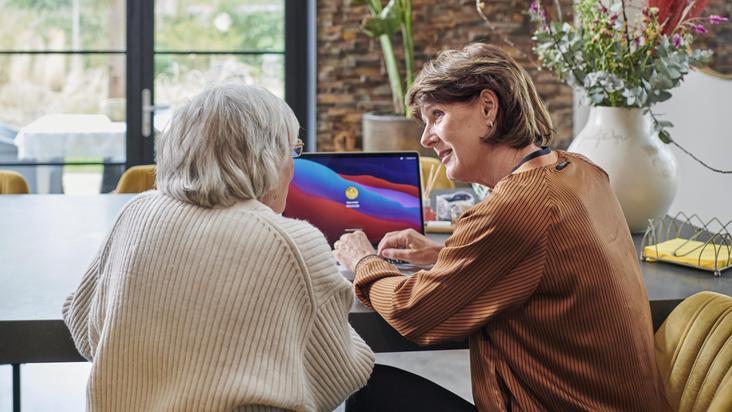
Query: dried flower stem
475 0 538 66
671 141 732 173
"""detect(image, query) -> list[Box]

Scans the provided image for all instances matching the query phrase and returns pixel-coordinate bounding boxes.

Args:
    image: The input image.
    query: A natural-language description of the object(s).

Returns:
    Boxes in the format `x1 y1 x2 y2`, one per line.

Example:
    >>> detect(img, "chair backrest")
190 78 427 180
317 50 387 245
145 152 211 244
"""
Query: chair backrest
0 170 30 194
420 156 454 191
115 165 156 193
655 291 732 412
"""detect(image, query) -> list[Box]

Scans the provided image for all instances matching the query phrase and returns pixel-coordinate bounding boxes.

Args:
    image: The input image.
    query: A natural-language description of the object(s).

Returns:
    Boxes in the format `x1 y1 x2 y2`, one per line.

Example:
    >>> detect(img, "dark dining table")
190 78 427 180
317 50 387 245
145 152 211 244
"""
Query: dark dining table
1 194 730 411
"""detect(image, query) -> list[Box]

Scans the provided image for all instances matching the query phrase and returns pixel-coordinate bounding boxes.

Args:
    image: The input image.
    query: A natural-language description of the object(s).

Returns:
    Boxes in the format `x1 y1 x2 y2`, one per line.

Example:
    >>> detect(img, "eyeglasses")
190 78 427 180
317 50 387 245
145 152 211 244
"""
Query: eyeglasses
290 139 304 158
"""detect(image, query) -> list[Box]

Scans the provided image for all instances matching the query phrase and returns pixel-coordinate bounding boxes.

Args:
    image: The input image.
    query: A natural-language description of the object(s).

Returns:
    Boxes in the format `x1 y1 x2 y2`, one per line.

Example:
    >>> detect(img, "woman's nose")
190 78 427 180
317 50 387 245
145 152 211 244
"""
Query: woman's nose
420 127 437 148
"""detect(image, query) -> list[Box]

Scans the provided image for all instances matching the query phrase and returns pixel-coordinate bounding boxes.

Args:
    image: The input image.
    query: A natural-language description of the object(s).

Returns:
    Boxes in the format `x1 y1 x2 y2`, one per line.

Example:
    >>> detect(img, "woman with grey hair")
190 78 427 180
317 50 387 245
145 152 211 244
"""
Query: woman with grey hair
63 84 374 411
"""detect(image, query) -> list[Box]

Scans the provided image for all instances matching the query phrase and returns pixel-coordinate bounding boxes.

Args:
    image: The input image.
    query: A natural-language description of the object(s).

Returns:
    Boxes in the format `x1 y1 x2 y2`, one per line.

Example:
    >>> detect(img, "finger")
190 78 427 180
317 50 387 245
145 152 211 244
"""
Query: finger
381 248 414 262
332 249 343 264
377 232 400 255
333 240 341 250
380 230 412 254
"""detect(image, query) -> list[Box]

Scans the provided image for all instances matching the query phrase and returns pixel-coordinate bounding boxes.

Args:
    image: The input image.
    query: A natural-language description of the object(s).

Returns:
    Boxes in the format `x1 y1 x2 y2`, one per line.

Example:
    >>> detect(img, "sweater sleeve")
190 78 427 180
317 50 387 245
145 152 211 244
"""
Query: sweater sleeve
62 241 103 361
61 194 144 361
303 280 375 411
353 175 551 345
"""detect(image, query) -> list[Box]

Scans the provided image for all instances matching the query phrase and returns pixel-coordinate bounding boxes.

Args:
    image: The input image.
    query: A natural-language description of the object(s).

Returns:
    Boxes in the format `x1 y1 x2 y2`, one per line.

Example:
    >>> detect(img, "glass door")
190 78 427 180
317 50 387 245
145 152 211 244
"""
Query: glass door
0 0 127 194
149 0 285 158
0 0 311 193
155 0 285 96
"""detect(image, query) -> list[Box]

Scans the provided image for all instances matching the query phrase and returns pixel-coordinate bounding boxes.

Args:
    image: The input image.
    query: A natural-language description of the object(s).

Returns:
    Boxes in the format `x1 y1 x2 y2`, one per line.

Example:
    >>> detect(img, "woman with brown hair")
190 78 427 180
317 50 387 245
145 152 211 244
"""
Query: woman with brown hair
336 43 666 411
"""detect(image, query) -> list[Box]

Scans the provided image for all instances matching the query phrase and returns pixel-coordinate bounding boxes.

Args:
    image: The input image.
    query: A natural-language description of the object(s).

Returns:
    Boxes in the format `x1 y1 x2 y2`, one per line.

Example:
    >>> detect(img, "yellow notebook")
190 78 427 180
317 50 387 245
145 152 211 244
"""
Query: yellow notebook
643 237 732 271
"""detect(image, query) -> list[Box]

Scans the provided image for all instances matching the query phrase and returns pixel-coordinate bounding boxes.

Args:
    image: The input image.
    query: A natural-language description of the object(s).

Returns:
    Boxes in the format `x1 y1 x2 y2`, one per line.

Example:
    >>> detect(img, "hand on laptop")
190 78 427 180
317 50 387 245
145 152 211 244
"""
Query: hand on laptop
333 231 377 272
377 229 443 266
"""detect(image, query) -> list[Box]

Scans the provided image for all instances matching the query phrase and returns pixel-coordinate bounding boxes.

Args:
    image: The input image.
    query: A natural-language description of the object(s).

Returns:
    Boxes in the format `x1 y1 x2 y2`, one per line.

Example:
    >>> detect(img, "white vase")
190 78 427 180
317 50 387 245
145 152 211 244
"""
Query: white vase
568 106 678 233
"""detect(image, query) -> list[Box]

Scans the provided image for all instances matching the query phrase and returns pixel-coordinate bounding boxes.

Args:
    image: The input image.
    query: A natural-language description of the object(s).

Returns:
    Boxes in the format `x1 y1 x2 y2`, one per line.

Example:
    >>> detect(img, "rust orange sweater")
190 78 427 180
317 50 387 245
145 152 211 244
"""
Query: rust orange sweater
354 151 665 411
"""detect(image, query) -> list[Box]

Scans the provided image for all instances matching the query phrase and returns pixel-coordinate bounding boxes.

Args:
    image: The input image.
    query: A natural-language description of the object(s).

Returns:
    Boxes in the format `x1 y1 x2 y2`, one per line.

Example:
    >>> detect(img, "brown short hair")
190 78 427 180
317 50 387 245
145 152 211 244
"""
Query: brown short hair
407 43 553 148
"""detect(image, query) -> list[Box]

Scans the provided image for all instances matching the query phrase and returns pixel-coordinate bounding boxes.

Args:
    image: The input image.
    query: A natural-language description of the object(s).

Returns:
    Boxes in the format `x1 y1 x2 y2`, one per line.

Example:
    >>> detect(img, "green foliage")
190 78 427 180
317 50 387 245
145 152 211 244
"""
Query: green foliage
155 4 283 51
355 0 414 116
529 0 718 143
7 0 68 10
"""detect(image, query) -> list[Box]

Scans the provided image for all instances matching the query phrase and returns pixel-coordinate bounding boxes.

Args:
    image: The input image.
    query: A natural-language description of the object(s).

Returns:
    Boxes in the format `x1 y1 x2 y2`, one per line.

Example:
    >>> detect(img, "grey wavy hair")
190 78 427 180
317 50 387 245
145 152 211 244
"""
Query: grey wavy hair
156 84 299 208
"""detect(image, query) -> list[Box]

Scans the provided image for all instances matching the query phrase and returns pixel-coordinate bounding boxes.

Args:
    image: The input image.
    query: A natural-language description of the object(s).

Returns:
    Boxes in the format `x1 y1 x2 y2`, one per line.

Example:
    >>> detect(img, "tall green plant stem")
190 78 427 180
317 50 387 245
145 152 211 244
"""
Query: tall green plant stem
363 0 413 116
379 36 406 115
400 0 415 117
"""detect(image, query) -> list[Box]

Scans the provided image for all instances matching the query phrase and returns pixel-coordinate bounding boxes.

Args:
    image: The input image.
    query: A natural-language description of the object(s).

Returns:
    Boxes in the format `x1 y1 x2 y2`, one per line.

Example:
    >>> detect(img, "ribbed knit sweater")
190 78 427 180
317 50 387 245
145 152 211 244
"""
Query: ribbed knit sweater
354 151 666 411
63 191 374 412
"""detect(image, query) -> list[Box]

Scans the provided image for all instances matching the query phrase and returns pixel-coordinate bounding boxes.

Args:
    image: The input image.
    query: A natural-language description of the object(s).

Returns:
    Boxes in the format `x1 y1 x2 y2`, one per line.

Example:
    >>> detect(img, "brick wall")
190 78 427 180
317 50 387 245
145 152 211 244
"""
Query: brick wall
316 0 574 151
316 0 731 151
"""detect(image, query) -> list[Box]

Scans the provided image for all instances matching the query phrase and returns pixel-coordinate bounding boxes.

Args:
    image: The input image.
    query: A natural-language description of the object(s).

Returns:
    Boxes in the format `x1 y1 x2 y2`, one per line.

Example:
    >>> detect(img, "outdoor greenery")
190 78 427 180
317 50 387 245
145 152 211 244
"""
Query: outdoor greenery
0 0 285 128
155 0 284 92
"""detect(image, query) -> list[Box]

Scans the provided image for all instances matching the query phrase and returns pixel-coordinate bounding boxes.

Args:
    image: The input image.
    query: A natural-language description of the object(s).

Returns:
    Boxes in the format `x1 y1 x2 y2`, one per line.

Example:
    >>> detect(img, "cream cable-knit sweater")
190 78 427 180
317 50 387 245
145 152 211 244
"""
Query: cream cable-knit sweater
62 191 374 412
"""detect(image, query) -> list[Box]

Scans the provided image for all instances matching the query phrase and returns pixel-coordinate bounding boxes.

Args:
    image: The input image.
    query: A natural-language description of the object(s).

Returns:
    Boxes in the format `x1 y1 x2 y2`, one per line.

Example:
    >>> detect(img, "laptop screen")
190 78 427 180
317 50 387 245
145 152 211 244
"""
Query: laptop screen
284 152 424 247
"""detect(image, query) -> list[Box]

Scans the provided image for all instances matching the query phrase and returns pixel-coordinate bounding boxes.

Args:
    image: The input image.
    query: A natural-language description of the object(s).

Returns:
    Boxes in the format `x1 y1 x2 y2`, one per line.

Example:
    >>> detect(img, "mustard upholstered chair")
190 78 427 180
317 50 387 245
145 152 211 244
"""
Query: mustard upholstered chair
655 291 732 412
115 165 156 193
0 170 30 194
420 156 454 191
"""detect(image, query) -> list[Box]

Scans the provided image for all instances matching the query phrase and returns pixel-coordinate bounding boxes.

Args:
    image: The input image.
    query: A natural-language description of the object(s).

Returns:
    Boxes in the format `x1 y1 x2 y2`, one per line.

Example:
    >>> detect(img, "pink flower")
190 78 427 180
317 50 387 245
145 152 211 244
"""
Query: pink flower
672 34 682 47
708 15 728 25
692 23 708 34
530 0 540 14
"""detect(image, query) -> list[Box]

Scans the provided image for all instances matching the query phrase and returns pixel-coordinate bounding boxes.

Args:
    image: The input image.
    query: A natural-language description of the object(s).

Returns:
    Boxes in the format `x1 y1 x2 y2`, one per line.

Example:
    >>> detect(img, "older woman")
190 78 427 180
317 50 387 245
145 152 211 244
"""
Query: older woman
63 84 374 411
335 44 666 411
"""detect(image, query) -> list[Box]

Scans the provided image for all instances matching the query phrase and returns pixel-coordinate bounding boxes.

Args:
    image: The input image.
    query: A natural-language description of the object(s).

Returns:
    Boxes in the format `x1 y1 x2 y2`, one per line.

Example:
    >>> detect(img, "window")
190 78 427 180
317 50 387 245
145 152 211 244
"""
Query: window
0 0 313 194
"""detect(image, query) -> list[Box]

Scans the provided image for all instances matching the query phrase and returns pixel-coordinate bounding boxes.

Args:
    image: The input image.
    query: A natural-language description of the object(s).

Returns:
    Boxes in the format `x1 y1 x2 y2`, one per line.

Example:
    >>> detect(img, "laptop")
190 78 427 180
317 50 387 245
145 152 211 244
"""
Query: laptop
283 152 425 255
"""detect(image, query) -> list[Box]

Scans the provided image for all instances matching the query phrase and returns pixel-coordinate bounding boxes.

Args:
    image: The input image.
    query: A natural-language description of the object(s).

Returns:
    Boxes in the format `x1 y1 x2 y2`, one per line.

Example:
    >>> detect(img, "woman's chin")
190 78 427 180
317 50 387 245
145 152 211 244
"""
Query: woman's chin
445 165 460 182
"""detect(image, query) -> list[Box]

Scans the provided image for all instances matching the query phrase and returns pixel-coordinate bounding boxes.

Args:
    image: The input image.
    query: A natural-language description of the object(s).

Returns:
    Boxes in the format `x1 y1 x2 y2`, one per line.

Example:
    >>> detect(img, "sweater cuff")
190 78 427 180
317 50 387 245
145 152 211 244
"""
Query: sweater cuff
353 256 402 308
354 254 383 272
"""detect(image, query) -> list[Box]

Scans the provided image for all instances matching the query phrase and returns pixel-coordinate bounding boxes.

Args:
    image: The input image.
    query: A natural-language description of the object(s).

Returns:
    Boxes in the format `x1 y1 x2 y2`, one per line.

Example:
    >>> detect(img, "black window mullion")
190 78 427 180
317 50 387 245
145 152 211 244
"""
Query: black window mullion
141 0 155 165
126 0 154 167
285 0 316 151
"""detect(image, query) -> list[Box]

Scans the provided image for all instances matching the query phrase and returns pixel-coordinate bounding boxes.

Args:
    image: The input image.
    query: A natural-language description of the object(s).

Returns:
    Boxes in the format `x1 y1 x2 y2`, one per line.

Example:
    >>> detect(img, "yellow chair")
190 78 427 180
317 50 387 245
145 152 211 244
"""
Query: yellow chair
0 170 30 194
655 291 732 412
420 156 454 191
115 165 156 193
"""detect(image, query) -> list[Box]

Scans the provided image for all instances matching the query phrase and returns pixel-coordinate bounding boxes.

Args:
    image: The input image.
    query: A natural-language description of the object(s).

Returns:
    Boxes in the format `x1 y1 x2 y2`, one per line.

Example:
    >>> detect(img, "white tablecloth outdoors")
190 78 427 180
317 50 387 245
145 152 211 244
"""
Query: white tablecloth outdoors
15 114 126 162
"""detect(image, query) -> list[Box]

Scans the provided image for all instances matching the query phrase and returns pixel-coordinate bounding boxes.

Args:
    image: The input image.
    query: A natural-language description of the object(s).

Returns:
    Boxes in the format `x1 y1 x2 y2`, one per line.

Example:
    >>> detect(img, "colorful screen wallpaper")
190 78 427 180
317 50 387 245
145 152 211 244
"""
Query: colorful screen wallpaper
284 154 423 246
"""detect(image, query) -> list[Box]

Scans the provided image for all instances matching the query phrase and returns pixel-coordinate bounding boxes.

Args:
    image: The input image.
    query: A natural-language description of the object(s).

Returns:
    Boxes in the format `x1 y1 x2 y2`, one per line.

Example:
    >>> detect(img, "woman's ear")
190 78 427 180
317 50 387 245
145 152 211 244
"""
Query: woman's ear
479 89 499 120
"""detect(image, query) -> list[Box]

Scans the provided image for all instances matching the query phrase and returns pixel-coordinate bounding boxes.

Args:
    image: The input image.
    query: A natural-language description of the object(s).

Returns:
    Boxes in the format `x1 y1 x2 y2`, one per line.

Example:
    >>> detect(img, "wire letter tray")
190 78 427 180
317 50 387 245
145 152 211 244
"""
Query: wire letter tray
640 213 732 277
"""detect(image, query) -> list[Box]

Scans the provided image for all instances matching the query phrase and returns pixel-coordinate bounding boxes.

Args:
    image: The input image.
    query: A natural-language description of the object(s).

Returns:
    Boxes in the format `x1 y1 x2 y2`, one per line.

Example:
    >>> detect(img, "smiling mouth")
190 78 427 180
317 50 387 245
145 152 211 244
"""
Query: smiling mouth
438 149 453 164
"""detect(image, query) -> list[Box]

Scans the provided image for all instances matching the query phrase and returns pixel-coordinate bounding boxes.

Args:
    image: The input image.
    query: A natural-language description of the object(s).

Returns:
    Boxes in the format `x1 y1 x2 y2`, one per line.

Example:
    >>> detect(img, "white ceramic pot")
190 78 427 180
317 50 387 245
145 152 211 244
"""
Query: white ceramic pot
569 106 678 233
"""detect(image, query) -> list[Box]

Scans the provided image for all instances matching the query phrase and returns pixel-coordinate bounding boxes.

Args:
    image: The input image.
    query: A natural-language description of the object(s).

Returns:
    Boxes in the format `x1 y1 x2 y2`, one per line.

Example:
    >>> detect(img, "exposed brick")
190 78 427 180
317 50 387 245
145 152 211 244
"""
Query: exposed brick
317 0 731 151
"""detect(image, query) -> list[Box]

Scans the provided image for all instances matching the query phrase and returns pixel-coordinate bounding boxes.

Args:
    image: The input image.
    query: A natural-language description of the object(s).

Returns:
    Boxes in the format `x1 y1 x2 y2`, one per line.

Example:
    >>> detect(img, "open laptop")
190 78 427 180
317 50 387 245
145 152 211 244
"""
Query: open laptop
283 152 424 273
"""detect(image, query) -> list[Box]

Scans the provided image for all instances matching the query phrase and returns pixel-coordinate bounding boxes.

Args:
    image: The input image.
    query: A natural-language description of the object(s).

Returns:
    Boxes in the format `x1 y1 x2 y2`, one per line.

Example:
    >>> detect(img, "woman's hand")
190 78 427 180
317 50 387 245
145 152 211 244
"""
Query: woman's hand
333 231 377 272
377 229 443 266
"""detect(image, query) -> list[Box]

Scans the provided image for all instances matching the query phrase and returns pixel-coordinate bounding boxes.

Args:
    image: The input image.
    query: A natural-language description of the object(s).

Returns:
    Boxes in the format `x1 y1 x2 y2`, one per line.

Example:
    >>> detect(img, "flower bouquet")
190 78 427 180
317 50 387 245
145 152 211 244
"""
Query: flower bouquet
529 0 726 145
